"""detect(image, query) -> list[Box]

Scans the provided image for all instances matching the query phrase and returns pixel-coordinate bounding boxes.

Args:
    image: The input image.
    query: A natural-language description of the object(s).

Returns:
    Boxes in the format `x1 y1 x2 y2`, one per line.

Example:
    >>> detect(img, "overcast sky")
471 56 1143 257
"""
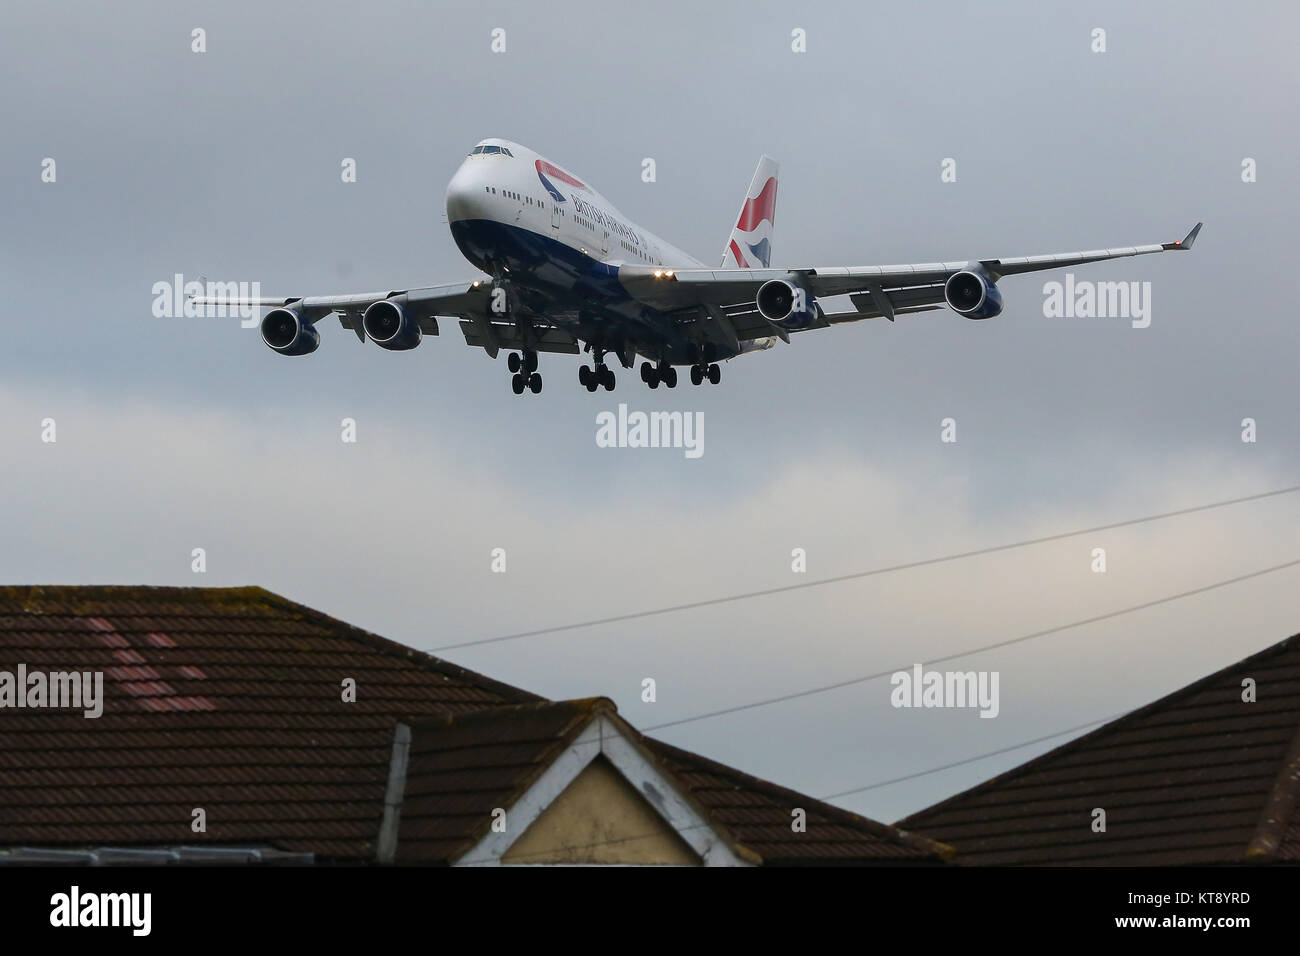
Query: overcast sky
2 0 1298 825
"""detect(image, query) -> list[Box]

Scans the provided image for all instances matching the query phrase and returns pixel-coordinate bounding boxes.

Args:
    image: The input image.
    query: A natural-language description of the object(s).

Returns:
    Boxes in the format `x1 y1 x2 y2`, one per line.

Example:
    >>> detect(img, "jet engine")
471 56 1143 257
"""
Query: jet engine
260 308 320 356
362 299 422 350
943 270 1004 319
755 277 818 330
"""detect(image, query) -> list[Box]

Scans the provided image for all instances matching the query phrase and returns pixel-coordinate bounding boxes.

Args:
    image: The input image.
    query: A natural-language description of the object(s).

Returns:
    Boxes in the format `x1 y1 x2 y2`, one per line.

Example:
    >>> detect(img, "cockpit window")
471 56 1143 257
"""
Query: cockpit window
500 147 513 157
470 146 484 155
470 145 512 157
483 145 501 154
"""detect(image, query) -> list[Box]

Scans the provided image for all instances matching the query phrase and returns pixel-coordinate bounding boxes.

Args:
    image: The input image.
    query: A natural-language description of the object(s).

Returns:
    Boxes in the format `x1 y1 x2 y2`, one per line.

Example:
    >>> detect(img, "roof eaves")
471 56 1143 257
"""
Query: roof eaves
593 714 763 866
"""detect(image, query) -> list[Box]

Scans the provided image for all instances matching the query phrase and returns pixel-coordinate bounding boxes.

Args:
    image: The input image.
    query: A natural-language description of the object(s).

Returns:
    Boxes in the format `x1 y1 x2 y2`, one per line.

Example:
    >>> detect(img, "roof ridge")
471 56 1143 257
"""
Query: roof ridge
0 584 265 602
898 630 1300 830
404 697 613 731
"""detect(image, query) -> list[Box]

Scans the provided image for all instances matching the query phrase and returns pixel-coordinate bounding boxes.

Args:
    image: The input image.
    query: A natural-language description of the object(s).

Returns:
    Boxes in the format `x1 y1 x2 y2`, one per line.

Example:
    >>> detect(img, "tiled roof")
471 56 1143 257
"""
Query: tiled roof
394 698 952 864
642 737 949 864
898 632 1300 865
0 586 536 859
0 585 946 864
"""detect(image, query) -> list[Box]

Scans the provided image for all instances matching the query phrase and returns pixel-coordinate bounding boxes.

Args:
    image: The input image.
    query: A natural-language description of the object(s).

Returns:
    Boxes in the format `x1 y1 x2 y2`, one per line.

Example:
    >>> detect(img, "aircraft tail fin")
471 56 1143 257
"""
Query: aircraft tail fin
721 155 779 269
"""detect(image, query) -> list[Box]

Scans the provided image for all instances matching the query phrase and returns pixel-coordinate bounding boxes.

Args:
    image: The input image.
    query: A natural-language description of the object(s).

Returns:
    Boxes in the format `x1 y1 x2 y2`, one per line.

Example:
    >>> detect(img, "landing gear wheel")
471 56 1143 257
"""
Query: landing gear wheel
579 364 592 387
662 366 678 388
508 352 521 373
690 365 703 386
528 372 542 394
524 351 538 373
600 364 615 391
511 373 525 394
641 362 659 387
707 363 721 385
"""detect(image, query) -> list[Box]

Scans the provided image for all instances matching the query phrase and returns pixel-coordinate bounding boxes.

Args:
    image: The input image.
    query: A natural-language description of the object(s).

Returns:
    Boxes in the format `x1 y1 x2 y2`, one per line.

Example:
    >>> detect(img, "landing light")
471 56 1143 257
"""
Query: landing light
665 270 674 278
653 270 663 277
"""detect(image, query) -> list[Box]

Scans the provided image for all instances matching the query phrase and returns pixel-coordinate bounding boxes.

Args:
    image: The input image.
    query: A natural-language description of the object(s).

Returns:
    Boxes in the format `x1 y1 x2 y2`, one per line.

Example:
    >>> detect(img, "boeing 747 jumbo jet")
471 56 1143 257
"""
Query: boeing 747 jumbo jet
194 138 1201 394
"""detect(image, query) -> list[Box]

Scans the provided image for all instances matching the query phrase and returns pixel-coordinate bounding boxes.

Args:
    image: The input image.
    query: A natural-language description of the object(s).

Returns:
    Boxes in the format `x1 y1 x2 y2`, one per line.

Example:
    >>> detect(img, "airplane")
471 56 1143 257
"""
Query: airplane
193 138 1201 395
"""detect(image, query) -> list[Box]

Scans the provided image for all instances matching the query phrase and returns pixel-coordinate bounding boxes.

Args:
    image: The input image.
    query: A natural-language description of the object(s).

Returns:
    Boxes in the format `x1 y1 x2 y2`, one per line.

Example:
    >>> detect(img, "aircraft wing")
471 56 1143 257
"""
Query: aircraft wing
623 222 1202 341
190 279 579 358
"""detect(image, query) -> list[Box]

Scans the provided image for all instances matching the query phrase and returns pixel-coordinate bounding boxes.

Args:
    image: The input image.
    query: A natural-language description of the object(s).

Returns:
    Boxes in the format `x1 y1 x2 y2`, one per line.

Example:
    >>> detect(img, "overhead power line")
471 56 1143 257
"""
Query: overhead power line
641 555 1300 731
460 711 1129 865
818 713 1125 799
431 482 1300 652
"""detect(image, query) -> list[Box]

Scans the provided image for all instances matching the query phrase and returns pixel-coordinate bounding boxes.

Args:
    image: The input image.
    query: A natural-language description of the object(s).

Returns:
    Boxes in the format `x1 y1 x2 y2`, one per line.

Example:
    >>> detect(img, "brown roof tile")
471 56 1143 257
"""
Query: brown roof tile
0 585 948 865
641 735 949 864
394 698 951 864
898 632 1300 865
0 585 536 858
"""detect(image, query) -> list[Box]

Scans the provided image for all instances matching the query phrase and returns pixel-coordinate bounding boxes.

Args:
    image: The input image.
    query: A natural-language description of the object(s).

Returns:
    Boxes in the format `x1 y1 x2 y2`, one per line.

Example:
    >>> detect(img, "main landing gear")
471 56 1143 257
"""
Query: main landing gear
579 362 615 392
640 361 678 389
689 363 721 386
508 351 542 395
642 360 719 388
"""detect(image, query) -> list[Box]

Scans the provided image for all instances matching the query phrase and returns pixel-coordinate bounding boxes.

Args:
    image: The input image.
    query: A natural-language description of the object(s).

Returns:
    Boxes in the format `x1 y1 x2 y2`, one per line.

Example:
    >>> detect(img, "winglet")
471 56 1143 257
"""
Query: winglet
1163 222 1202 251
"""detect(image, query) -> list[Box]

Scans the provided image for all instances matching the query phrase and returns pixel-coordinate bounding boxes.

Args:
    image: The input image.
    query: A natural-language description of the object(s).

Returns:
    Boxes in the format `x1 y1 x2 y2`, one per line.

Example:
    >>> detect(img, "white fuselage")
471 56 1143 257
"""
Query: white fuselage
444 138 704 274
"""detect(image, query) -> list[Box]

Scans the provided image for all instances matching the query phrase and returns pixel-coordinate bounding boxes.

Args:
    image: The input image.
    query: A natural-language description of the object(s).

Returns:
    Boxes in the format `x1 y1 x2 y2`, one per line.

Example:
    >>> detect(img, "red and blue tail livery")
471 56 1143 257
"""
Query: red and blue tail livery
723 156 779 268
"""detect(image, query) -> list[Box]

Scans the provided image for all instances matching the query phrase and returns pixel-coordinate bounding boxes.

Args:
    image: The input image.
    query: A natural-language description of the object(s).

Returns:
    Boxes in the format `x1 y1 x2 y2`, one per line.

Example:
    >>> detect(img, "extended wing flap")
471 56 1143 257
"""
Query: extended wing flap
821 303 944 325
848 284 947 316
458 320 580 355
339 314 441 335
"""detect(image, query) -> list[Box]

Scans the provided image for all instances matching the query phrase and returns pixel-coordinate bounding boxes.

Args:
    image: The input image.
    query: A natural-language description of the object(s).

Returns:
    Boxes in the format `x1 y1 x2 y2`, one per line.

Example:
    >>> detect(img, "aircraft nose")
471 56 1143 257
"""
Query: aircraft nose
445 160 484 224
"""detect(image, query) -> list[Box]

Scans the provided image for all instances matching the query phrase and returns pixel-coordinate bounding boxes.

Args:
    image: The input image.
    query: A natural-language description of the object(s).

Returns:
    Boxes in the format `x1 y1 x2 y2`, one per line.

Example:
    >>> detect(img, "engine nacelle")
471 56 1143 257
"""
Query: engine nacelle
362 299 422 350
260 308 320 356
944 270 1004 319
755 277 818 330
